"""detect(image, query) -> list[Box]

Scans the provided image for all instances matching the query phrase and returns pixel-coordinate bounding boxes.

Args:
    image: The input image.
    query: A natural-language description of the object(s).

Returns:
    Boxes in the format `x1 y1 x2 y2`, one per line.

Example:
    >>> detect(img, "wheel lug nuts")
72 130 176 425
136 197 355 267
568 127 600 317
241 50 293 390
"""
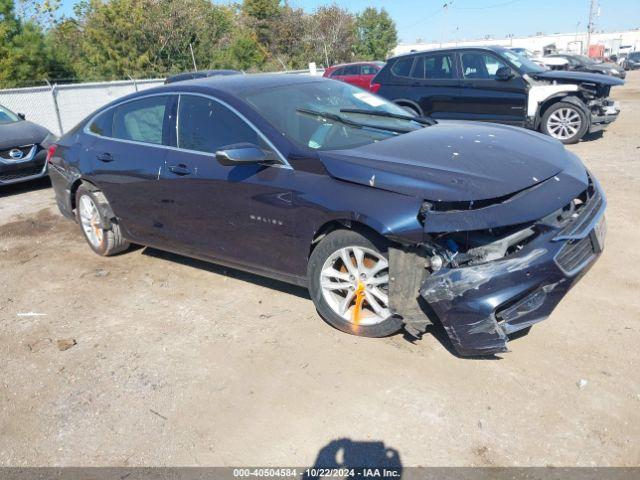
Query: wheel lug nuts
360 273 366 279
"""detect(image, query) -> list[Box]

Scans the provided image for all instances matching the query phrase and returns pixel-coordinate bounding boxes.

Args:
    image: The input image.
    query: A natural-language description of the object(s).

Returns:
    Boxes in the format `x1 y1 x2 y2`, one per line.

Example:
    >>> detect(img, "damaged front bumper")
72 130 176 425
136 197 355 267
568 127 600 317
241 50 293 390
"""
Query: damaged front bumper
416 180 606 357
589 101 620 133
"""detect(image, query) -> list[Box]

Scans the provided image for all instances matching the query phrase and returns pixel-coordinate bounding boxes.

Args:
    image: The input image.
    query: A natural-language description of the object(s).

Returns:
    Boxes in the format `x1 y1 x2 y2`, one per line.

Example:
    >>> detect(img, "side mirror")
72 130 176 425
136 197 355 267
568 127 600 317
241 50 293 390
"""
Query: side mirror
215 145 273 167
17 113 26 120
495 66 514 81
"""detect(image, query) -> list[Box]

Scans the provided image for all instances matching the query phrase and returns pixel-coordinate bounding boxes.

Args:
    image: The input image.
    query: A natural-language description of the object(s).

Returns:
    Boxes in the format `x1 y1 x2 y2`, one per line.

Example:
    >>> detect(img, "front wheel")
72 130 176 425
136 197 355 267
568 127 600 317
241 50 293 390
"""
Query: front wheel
540 102 589 144
308 229 403 337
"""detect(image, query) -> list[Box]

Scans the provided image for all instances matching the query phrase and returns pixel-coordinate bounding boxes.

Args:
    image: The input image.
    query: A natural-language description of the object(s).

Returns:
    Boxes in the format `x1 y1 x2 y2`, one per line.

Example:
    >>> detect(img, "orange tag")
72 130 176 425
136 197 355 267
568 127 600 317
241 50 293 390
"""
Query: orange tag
351 282 366 328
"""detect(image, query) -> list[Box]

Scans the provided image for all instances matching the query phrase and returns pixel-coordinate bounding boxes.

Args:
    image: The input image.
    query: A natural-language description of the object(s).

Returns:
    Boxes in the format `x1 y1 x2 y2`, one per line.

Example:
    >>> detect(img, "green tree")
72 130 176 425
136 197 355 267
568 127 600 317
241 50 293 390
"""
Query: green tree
0 0 71 87
241 0 281 21
54 0 235 80
355 7 397 60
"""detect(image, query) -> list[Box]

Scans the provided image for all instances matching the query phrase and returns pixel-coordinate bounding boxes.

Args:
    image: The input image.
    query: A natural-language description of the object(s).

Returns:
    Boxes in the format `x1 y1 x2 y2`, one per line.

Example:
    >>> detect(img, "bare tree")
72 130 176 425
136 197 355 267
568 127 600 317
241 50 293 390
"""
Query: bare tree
305 4 356 67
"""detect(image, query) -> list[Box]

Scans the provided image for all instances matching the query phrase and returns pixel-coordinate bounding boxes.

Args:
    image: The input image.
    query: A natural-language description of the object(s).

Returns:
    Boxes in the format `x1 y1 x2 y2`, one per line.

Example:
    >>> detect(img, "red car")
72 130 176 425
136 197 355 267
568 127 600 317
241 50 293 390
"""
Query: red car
323 61 385 91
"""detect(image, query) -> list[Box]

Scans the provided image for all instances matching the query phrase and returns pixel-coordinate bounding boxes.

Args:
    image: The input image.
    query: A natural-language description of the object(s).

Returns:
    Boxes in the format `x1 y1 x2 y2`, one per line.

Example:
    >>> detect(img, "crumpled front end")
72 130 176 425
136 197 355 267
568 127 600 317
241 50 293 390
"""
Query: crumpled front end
394 173 606 356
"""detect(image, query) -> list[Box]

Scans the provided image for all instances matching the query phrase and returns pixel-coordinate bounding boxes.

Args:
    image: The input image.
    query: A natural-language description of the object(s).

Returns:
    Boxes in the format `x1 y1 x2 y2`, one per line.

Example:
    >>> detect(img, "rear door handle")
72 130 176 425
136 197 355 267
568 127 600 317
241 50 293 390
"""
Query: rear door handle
96 152 114 162
168 164 192 176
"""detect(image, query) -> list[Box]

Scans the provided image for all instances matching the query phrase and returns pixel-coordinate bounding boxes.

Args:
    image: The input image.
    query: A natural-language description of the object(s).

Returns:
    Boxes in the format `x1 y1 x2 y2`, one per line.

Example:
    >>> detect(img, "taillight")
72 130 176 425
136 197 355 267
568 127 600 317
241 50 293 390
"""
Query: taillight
46 144 58 164
370 82 381 93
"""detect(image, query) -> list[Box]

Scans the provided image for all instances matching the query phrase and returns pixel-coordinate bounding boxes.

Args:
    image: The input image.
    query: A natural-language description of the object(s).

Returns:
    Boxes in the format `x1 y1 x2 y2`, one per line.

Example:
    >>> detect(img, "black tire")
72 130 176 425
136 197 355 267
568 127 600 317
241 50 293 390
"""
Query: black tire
396 103 420 116
540 101 589 144
308 229 403 338
75 184 130 256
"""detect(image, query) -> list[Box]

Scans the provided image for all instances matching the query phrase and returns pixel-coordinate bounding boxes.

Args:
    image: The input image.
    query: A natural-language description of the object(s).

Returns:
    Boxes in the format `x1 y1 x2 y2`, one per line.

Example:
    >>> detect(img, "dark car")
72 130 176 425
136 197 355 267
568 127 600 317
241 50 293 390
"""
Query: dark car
372 46 623 144
323 62 385 91
546 53 626 79
47 74 606 357
623 52 640 70
164 69 242 84
0 104 56 186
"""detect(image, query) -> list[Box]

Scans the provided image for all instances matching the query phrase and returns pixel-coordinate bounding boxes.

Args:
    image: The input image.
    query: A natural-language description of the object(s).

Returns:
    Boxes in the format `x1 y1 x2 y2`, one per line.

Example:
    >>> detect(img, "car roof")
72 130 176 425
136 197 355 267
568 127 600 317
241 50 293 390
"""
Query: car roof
328 61 383 68
388 45 508 61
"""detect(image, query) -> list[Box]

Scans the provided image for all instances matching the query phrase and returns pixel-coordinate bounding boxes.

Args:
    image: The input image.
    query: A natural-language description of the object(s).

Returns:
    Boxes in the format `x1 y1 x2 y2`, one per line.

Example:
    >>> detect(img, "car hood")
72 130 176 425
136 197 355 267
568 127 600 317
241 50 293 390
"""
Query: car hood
0 120 50 149
533 70 624 86
319 121 572 202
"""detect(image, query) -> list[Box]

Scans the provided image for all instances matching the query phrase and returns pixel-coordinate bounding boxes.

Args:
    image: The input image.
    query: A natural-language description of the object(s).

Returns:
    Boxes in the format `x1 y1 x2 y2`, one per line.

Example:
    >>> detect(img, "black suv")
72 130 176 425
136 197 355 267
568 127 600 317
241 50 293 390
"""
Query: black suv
372 46 623 144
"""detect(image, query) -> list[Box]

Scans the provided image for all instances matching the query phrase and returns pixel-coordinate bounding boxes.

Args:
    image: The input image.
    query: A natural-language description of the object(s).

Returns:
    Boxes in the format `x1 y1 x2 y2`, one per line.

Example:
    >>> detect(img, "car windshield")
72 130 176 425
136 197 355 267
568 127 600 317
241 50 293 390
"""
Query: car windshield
241 80 424 151
501 50 545 74
0 105 20 125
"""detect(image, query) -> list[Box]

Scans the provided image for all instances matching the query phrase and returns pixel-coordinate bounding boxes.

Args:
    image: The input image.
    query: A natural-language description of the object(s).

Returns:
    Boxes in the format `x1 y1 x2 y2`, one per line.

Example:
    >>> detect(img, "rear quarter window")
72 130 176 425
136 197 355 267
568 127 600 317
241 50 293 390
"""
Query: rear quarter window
391 57 415 77
112 96 169 145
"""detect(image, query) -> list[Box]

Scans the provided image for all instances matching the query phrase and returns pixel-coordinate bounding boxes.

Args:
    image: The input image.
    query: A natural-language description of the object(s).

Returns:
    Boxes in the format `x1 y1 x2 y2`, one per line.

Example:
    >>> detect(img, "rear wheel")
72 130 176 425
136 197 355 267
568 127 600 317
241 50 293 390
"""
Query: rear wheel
75 184 129 256
308 229 403 337
540 102 589 144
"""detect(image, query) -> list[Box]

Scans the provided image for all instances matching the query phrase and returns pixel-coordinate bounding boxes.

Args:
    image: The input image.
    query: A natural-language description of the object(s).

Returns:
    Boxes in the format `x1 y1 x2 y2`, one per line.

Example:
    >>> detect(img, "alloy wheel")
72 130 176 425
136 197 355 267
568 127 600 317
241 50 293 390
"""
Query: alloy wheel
546 107 582 140
79 195 103 248
320 246 391 326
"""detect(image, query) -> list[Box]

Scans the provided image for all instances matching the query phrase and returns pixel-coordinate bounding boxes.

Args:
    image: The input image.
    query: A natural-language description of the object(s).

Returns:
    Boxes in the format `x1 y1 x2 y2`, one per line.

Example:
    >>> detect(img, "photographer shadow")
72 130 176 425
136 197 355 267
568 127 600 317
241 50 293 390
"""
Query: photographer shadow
303 438 402 479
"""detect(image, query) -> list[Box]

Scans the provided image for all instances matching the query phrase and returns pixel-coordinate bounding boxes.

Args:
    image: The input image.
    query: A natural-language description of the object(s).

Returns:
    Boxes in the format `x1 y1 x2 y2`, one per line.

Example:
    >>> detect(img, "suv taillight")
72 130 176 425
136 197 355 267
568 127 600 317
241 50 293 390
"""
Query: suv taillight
46 144 58 164
370 82 381 93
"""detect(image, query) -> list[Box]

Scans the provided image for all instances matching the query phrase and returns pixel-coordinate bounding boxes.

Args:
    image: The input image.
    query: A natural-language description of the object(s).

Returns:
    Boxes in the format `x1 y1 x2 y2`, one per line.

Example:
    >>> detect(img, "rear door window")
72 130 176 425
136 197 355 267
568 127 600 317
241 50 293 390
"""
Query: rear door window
412 53 454 79
111 96 170 145
343 65 360 76
391 57 415 77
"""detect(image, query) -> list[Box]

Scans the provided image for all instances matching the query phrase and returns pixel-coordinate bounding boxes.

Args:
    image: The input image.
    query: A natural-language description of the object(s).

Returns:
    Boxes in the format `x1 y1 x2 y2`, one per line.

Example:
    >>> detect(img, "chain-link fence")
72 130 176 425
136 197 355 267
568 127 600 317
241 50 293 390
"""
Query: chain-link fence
0 68 324 138
0 79 165 137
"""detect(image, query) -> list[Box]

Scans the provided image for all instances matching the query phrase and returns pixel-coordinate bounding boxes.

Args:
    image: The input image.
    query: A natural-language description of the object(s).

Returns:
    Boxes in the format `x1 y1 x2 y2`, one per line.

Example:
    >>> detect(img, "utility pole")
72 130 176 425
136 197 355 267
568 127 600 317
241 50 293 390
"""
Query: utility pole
189 43 198 72
585 0 598 55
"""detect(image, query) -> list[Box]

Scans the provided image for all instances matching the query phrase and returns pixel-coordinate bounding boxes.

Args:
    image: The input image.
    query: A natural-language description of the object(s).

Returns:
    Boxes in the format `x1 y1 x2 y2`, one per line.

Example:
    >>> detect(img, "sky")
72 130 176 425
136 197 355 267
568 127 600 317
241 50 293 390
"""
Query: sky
57 0 640 44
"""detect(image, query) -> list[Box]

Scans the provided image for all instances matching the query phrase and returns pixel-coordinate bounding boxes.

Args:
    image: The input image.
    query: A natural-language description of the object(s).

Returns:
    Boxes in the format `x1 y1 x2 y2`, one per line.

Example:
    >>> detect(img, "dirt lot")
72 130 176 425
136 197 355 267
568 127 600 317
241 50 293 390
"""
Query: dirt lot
1 72 639 468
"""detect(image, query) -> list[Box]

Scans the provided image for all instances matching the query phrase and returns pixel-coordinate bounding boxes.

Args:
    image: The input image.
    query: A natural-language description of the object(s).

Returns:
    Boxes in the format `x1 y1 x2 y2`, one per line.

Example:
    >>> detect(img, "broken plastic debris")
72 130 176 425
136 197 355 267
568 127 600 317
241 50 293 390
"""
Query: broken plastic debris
17 312 47 317
577 379 588 390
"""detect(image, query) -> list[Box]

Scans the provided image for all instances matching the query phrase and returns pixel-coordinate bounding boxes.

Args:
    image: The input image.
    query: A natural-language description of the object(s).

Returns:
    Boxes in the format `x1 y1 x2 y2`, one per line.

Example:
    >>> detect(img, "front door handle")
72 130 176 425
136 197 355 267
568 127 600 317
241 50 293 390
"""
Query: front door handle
168 164 192 176
96 152 114 162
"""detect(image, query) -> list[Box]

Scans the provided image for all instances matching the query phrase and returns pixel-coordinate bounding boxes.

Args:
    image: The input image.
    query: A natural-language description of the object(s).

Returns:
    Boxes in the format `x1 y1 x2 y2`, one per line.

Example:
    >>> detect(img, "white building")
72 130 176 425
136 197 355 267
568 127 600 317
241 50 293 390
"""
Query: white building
393 29 640 57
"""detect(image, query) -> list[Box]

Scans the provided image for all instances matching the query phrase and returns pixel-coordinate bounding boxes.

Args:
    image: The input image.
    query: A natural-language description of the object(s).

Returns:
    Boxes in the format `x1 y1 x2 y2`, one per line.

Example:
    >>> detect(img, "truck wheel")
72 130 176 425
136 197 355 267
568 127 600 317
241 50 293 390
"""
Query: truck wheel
540 102 589 144
308 229 403 337
75 184 130 256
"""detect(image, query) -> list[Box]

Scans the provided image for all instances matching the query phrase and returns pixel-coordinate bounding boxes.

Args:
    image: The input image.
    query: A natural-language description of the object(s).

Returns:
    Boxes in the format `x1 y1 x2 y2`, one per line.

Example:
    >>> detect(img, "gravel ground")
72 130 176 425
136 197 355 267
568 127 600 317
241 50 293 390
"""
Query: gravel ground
1 72 639 467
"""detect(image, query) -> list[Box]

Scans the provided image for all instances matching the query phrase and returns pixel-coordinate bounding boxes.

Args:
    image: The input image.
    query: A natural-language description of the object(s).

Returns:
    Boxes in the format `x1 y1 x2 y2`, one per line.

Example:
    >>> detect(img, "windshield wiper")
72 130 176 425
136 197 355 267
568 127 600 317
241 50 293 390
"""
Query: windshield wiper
296 108 413 134
339 108 437 126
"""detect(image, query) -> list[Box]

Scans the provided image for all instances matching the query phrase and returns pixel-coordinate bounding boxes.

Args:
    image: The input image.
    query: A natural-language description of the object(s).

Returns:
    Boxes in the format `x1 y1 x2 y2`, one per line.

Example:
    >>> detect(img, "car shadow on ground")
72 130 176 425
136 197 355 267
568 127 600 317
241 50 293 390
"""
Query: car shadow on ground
580 131 605 142
0 177 51 198
141 246 520 358
141 247 311 300
303 438 402 479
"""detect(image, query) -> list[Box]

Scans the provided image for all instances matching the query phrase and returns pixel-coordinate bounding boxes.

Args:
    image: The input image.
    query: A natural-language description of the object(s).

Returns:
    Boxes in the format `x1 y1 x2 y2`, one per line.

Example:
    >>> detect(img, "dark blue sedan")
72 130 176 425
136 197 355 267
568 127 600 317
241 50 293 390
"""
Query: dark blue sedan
47 74 606 356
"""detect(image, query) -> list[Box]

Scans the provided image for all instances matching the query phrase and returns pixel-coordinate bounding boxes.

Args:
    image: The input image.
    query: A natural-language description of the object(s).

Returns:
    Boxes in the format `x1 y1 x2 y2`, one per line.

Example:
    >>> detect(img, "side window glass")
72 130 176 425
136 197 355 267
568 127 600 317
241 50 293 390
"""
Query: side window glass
461 53 508 79
343 65 359 75
177 95 267 154
361 65 376 75
412 53 454 79
112 96 168 145
331 67 345 77
391 57 414 77
89 109 114 137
